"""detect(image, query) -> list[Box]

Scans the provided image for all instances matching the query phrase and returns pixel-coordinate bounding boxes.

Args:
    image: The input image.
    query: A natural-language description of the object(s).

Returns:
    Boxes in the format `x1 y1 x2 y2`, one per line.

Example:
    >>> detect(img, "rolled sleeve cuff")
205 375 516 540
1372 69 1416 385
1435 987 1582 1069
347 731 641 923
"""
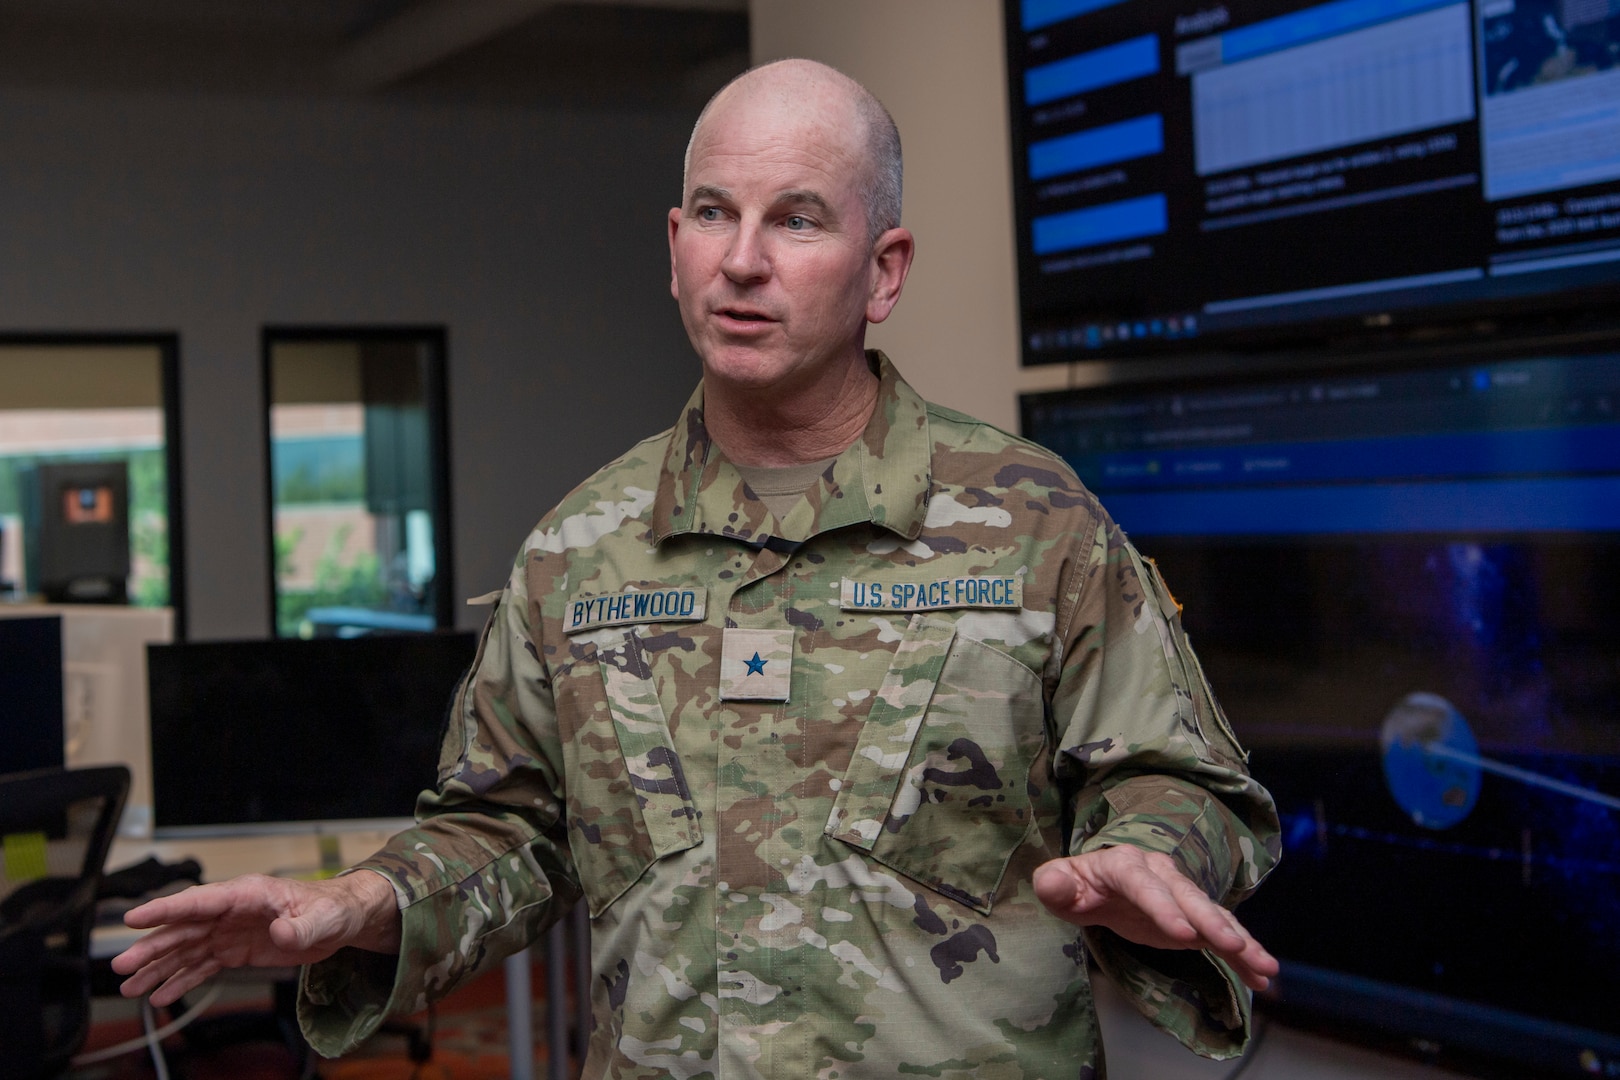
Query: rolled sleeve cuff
296 869 452 1059
1084 928 1252 1060
298 946 414 1059
1075 788 1254 1058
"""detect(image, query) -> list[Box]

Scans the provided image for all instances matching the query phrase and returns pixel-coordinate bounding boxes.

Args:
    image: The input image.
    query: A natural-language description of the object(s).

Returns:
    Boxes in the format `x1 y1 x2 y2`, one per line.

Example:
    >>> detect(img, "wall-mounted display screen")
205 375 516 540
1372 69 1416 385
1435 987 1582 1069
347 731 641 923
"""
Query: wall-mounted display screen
1005 0 1620 362
1021 336 1620 1076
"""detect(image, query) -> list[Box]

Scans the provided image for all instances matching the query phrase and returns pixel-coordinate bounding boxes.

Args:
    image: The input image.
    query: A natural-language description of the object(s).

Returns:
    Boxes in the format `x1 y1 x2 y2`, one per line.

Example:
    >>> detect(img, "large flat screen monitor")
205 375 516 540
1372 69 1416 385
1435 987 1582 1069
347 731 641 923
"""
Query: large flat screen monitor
1004 0 1620 362
1021 336 1620 1077
146 632 478 838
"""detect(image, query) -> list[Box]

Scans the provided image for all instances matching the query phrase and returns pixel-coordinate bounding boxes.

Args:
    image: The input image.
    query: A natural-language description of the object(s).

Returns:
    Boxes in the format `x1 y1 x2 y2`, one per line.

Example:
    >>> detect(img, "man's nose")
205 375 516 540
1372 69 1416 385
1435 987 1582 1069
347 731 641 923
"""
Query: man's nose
721 221 770 283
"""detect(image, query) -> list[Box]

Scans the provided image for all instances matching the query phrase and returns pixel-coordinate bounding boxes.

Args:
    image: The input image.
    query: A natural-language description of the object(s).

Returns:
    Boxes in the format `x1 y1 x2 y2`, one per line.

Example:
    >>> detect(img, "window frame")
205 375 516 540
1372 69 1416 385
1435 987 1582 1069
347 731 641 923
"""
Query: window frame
260 325 454 638
0 331 187 640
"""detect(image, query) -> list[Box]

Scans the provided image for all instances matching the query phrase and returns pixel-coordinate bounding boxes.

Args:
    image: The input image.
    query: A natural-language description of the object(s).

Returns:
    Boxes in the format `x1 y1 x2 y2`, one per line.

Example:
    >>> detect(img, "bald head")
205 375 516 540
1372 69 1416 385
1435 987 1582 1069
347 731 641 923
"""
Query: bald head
683 59 902 244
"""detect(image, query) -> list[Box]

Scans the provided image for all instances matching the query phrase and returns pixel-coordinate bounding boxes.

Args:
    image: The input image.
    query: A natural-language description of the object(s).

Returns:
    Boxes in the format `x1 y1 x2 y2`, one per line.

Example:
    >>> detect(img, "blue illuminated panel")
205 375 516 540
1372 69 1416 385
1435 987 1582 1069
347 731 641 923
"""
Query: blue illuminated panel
1086 427 1620 492
1065 415 1620 535
1221 0 1461 64
1105 476 1620 536
1029 114 1165 180
1021 0 1130 32
1032 193 1169 254
1025 34 1160 106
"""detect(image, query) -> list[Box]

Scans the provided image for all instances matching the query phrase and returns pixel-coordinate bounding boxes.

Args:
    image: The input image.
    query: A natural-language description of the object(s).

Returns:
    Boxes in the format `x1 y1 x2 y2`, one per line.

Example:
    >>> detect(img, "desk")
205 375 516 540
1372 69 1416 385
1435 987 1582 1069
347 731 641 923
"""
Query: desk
93 830 584 1079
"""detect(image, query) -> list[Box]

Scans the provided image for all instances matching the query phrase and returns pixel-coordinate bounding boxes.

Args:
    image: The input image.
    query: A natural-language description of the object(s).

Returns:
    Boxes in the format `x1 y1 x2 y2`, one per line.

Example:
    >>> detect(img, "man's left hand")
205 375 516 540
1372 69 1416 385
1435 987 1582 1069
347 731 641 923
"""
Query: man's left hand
1033 846 1278 991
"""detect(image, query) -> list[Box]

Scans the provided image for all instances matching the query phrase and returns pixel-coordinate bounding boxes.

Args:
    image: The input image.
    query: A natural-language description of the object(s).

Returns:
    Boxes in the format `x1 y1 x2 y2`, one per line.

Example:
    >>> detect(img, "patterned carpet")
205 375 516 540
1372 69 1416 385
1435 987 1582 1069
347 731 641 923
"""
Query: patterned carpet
69 957 571 1080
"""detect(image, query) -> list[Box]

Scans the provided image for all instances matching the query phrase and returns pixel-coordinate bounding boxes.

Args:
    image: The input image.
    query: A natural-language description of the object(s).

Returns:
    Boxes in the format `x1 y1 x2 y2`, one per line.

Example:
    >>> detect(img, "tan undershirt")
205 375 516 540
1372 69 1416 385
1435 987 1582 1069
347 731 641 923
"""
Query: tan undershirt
735 456 838 521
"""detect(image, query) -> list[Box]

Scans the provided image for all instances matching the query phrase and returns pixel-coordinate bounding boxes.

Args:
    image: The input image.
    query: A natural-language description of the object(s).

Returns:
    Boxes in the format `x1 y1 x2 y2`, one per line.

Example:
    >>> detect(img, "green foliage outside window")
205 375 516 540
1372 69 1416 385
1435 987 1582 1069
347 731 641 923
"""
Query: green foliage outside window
129 449 169 606
274 523 387 637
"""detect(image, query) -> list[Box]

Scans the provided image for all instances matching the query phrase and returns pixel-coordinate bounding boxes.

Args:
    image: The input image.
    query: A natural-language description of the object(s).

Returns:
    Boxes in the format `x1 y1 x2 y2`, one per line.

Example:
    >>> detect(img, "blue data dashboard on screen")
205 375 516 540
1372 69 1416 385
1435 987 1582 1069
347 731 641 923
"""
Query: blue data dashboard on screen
1021 346 1620 1077
1026 351 1620 537
1006 0 1620 360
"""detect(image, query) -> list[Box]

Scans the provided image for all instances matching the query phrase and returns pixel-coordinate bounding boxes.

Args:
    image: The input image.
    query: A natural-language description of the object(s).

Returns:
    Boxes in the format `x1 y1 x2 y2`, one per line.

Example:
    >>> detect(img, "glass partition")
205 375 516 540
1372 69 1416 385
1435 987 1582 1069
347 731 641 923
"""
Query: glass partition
265 329 450 638
0 337 183 627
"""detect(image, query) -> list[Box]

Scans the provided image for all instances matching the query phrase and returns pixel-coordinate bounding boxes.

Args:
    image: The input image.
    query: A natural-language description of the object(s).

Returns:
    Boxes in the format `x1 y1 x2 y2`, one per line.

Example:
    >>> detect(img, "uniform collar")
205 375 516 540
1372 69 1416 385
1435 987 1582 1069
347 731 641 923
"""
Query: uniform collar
652 350 932 548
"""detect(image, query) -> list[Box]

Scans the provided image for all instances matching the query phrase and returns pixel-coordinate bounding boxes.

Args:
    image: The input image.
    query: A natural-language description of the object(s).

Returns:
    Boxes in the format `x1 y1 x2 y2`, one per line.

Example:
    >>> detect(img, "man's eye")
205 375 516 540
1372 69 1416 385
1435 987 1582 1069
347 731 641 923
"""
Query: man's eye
785 215 808 230
698 207 723 221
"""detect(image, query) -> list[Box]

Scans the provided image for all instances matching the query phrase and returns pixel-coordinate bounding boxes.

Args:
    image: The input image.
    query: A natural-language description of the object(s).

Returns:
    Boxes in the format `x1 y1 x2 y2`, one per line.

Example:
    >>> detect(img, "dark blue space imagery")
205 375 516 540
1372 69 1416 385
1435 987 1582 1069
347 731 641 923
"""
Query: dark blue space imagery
1148 535 1620 1042
1482 0 1620 96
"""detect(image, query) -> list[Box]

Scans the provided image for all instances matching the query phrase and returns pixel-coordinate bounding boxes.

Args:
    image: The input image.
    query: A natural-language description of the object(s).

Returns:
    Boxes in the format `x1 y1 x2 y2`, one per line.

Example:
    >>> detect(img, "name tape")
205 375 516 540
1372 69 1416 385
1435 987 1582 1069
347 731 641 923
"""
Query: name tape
839 576 1022 613
565 587 707 633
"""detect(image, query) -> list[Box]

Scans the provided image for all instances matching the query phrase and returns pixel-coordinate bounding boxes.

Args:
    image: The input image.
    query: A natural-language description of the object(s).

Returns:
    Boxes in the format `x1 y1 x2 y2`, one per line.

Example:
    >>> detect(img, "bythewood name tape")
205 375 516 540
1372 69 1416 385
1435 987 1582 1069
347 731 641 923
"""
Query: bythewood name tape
565 587 707 632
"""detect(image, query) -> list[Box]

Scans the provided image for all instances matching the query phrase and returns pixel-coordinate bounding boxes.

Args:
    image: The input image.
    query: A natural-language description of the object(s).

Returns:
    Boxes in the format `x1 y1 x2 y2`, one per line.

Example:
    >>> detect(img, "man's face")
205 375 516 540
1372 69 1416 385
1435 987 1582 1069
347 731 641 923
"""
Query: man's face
668 92 885 396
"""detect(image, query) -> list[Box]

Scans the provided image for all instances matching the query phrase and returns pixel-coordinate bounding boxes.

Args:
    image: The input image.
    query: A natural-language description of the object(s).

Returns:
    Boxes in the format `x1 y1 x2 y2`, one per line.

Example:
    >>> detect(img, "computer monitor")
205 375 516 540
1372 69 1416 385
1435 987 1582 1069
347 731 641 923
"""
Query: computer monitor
145 631 478 838
0 615 64 776
1020 333 1620 1077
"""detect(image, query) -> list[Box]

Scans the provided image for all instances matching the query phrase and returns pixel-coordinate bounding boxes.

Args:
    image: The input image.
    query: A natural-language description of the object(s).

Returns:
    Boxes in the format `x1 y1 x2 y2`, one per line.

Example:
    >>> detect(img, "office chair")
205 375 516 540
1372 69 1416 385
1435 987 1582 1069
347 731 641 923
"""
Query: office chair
0 764 131 1079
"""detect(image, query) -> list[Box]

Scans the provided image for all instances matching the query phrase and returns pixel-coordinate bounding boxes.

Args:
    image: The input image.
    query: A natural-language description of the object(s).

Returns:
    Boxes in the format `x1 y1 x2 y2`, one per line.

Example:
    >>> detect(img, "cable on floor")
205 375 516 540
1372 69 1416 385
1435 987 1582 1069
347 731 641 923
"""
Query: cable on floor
67 981 223 1068
1219 1012 1272 1080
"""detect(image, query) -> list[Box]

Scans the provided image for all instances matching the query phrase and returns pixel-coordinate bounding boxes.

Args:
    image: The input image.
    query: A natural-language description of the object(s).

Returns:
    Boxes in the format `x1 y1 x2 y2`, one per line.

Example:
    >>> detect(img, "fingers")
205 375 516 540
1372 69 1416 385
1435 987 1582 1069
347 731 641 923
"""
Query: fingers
111 919 220 976
1230 946 1279 992
1139 866 1279 991
112 876 285 1008
110 873 381 1011
119 946 219 1003
115 927 229 1006
141 959 224 1009
1031 848 1278 989
122 876 276 930
1119 857 1204 946
1161 870 1241 948
1160 873 1277 988
121 892 208 931
1203 911 1279 992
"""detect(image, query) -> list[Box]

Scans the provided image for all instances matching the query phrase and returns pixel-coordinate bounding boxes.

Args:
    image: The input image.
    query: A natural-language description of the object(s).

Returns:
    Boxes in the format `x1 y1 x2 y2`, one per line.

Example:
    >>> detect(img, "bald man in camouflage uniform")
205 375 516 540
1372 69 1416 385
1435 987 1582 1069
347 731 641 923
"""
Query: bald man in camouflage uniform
116 59 1280 1079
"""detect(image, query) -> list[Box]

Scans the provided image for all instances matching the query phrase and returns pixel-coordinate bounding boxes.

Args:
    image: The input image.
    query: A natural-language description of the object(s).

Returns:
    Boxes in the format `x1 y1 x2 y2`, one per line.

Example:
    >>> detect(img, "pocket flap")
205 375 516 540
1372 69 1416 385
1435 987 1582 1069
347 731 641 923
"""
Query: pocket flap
824 614 956 849
598 632 702 859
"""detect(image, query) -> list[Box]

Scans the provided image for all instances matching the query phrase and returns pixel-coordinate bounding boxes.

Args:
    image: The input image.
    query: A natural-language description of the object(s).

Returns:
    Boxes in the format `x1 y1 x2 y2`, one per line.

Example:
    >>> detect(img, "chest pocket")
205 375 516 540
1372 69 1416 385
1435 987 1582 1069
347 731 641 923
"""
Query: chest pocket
553 630 702 917
824 614 1045 914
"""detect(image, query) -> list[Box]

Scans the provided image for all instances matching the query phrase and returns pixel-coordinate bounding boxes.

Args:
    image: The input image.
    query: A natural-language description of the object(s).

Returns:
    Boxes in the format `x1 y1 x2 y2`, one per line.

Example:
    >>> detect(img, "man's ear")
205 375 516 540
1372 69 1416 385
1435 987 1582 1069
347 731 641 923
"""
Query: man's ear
866 227 916 325
668 206 683 300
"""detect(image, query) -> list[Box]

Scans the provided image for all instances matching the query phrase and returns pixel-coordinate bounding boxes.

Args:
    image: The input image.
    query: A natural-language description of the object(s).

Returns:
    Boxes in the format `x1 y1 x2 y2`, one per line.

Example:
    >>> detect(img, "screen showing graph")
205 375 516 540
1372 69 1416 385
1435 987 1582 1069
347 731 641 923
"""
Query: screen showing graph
1006 0 1620 361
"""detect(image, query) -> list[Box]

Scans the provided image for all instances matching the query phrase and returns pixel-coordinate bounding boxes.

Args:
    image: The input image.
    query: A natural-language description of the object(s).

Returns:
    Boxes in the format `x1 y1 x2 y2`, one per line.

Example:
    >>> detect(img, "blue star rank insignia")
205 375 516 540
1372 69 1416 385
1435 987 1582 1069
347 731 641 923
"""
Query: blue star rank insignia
720 628 792 701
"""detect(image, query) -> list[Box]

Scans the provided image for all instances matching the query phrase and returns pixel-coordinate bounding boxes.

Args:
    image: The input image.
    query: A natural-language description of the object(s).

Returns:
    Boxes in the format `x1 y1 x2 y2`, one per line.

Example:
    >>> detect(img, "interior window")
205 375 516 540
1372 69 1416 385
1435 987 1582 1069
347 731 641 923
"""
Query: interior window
0 339 182 625
265 330 451 639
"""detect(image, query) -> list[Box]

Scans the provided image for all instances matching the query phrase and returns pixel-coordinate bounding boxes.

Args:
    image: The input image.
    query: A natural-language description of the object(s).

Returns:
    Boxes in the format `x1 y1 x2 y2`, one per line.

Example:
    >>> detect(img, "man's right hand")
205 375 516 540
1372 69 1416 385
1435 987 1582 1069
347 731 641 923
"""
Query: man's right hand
110 869 402 1008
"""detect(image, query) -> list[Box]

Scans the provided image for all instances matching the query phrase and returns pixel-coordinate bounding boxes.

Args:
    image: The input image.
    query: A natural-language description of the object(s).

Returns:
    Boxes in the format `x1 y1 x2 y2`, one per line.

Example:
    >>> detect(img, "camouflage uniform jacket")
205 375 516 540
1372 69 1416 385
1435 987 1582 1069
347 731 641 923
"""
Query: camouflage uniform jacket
299 352 1279 1078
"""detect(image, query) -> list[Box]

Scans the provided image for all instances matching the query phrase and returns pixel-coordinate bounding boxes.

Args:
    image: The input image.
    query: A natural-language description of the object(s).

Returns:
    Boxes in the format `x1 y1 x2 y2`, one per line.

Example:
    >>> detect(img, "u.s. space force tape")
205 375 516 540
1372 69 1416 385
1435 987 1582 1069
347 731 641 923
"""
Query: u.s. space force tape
839 575 1022 612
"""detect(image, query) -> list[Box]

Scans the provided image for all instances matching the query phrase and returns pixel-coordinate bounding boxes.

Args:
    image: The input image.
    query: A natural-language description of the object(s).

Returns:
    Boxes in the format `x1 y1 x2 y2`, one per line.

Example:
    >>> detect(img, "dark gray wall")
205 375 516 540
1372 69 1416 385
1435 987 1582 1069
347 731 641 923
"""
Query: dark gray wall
0 86 701 638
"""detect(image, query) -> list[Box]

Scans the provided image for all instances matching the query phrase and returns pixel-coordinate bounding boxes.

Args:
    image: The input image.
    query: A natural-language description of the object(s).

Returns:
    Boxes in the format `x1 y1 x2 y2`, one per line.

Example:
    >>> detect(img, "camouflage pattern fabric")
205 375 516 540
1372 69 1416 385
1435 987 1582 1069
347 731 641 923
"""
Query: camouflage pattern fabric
299 352 1280 1078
